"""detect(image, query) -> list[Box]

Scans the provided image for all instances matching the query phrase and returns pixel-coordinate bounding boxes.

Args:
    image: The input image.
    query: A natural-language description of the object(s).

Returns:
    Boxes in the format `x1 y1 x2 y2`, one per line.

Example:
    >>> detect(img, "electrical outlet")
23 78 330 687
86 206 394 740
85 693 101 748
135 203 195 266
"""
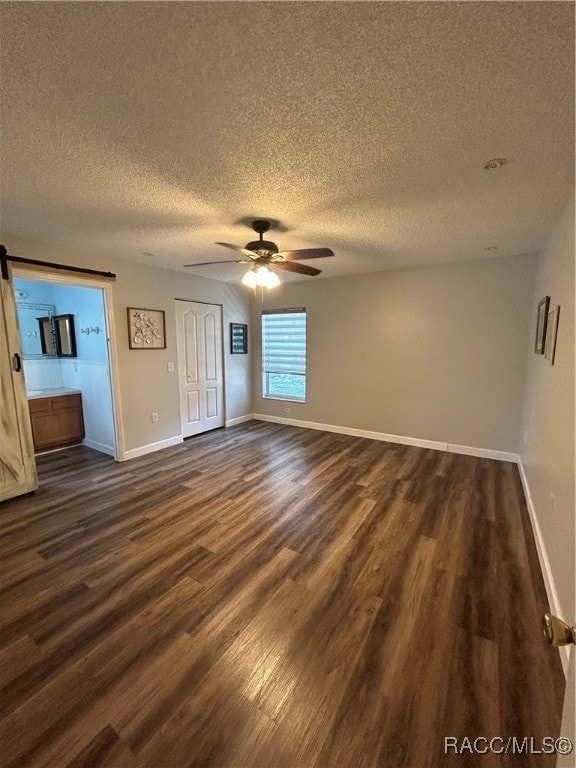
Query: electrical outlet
523 430 528 444
151 412 159 423
168 362 175 372
550 492 555 513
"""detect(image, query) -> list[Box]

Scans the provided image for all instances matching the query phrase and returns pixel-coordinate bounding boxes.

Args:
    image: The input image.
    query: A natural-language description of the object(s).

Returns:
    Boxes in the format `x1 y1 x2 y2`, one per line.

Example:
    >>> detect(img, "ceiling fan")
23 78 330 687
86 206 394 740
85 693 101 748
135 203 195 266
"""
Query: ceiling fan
183 220 334 288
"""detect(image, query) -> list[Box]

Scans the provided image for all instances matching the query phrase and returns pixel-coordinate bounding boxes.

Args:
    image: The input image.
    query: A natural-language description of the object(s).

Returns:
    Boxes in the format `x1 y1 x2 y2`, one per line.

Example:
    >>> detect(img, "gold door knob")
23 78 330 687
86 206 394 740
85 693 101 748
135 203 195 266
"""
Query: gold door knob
542 613 576 646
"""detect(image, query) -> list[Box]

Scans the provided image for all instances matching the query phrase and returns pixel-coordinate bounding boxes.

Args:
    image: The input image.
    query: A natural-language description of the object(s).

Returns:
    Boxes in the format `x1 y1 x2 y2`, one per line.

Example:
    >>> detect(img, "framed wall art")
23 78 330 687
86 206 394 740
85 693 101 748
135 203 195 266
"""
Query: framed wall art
544 305 560 365
127 307 166 349
534 296 549 354
230 323 248 354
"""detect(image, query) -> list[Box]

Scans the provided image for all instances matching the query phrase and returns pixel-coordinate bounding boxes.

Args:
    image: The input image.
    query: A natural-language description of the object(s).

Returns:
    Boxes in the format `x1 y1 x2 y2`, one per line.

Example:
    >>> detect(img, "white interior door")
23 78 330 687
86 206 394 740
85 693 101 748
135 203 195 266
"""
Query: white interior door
0 265 38 501
175 300 224 437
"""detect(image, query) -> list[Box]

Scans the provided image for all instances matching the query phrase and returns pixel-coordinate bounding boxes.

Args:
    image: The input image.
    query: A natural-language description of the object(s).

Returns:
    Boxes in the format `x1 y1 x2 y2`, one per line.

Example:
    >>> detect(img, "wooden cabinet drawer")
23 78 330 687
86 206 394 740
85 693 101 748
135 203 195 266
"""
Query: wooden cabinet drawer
51 394 82 410
29 394 81 412
28 398 51 413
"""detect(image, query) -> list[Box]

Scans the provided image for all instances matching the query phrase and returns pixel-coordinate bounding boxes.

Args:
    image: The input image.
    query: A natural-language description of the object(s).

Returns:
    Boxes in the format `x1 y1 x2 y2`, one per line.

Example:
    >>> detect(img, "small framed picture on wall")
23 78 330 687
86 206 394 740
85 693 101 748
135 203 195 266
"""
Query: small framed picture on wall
230 323 248 354
544 306 560 365
127 307 166 349
534 296 549 354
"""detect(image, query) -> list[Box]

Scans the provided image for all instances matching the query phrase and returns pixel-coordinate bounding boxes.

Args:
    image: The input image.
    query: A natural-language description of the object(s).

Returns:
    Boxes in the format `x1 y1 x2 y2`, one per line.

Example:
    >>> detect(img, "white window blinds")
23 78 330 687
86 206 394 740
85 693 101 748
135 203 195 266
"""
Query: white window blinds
262 309 306 401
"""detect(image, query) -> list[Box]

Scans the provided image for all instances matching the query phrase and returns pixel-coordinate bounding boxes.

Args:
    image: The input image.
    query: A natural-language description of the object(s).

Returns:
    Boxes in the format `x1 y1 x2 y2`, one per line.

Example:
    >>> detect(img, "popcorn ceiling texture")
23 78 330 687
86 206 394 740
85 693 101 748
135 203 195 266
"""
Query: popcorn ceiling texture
0 2 573 283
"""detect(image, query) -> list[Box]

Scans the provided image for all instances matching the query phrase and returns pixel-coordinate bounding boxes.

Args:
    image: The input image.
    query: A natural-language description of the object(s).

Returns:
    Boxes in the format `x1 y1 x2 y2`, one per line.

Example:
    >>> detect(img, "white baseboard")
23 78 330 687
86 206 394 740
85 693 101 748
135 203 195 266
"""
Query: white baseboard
121 435 183 461
447 443 517 463
253 414 516 462
225 413 255 427
517 457 569 676
119 418 257 459
82 438 115 457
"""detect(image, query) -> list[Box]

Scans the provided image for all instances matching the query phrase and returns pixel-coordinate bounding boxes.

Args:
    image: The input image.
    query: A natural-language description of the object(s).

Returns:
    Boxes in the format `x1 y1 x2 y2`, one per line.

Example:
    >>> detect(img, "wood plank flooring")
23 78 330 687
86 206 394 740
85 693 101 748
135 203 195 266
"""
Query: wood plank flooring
0 421 565 768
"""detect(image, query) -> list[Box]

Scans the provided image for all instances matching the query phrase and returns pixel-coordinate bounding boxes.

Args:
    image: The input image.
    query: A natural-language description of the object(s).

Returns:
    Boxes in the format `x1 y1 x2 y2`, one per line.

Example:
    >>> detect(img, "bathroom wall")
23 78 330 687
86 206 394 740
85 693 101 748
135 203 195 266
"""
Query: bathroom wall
16 279 64 390
53 284 115 455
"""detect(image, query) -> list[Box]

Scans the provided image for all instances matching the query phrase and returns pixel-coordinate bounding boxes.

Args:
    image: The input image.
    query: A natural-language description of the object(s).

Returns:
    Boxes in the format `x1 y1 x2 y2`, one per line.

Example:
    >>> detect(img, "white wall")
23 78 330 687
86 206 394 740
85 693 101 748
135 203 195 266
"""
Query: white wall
518 193 574 725
22 359 63 390
519 193 574 616
7 236 253 455
253 254 537 454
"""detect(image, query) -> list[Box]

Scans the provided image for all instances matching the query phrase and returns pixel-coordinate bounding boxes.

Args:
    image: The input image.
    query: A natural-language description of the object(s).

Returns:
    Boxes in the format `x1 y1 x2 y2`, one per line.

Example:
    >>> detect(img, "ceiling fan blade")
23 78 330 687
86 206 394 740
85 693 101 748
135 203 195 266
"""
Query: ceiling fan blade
216 242 258 259
183 259 251 267
275 261 322 276
275 248 334 261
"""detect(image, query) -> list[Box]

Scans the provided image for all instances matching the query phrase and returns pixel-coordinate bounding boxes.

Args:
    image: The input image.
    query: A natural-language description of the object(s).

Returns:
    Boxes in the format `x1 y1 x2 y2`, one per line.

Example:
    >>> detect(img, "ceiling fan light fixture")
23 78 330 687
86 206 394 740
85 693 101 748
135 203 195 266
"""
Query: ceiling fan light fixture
257 266 280 288
241 268 259 288
242 265 280 289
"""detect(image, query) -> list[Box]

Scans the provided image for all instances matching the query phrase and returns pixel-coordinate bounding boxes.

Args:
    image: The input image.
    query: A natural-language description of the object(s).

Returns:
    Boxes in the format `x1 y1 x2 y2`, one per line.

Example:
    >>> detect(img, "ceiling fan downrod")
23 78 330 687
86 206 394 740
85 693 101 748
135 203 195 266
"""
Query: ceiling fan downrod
245 220 278 255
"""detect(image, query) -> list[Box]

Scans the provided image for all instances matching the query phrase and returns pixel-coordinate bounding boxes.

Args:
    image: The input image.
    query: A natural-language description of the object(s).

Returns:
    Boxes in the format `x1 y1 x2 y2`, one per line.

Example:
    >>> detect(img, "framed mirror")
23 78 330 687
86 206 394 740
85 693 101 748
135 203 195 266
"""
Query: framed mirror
54 314 77 357
16 303 57 359
16 303 77 359
38 316 57 356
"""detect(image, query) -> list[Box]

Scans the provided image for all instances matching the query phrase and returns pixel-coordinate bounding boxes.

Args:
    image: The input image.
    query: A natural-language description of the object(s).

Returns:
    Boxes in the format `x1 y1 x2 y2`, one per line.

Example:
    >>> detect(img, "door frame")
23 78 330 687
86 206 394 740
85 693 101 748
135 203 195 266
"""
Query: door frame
12 266 125 461
174 298 226 437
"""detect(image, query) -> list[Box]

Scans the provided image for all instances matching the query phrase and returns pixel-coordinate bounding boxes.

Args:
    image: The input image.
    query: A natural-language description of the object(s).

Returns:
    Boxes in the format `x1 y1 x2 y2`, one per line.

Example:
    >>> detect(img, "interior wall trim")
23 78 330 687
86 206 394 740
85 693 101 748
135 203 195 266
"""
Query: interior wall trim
225 414 254 427
252 413 518 463
82 438 115 457
517 457 569 676
121 435 183 461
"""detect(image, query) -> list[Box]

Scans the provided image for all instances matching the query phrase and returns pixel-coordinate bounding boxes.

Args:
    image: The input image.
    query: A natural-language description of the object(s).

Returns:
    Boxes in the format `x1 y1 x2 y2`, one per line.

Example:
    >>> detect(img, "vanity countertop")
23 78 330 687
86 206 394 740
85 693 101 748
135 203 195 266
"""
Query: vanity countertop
27 388 82 400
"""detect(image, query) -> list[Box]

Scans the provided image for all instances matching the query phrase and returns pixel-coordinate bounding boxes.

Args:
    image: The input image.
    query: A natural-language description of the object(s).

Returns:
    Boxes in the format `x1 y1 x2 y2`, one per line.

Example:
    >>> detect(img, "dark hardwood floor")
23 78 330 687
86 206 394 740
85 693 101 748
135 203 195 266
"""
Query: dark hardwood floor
0 421 565 768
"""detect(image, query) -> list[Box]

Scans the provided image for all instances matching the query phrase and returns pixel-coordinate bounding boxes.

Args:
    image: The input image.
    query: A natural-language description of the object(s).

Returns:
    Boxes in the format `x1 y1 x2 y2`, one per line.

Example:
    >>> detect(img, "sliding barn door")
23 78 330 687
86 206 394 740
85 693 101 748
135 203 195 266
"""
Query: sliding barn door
175 300 224 437
0 264 38 501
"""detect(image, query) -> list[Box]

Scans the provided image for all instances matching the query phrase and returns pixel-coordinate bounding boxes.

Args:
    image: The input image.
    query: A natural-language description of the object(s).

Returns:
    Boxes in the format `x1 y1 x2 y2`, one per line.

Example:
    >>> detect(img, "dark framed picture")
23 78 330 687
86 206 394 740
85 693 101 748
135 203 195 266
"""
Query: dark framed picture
534 296 550 354
544 305 560 365
127 307 166 349
230 323 248 354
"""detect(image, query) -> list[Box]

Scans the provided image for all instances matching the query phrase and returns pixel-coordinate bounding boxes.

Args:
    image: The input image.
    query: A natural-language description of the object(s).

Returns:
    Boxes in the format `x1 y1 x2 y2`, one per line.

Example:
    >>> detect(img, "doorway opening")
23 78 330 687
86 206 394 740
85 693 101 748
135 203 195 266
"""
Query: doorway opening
13 269 122 463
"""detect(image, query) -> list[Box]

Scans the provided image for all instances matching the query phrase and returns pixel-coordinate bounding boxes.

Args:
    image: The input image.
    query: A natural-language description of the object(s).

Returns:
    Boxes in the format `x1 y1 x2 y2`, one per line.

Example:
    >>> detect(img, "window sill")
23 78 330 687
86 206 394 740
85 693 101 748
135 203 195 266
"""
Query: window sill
263 395 305 404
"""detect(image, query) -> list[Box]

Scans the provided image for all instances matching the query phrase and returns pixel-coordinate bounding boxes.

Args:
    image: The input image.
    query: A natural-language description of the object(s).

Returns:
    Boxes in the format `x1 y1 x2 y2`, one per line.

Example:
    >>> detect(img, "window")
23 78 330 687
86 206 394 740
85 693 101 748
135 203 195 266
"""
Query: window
262 309 306 402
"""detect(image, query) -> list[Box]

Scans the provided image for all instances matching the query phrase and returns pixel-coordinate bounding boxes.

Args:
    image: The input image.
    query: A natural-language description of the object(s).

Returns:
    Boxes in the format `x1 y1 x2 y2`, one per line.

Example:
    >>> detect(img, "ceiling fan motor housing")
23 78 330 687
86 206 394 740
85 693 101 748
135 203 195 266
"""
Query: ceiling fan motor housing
245 239 279 255
246 220 278 255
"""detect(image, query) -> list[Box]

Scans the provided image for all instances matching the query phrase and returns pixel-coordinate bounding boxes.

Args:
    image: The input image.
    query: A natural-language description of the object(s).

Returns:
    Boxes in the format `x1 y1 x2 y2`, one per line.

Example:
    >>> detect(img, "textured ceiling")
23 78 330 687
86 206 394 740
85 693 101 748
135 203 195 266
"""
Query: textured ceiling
0 2 574 284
